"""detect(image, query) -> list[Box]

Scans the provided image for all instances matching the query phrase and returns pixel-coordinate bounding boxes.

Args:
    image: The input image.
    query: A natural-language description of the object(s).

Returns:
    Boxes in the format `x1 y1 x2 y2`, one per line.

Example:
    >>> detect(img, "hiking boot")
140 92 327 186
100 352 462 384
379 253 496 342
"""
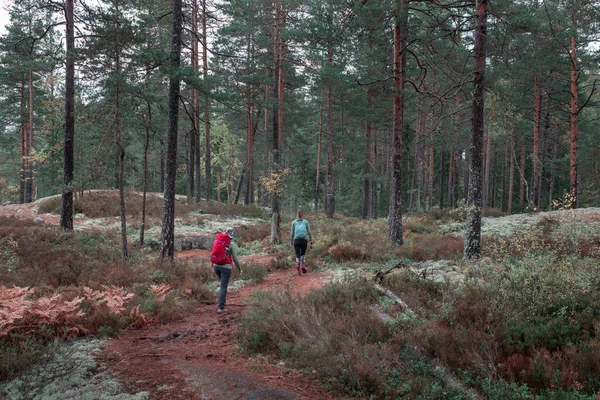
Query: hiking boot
217 308 227 313
301 266 307 274
297 266 301 276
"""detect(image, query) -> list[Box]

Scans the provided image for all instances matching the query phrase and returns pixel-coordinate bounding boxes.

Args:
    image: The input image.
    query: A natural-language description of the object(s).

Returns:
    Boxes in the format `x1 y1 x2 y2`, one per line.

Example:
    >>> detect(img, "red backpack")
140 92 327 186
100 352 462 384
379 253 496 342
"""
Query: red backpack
210 233 232 265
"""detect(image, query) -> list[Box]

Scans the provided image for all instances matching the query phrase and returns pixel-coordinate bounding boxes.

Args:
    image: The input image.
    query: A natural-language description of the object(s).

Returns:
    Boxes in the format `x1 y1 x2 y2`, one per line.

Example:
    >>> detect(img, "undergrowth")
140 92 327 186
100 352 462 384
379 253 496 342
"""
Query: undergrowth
238 279 461 399
37 191 265 219
0 216 221 381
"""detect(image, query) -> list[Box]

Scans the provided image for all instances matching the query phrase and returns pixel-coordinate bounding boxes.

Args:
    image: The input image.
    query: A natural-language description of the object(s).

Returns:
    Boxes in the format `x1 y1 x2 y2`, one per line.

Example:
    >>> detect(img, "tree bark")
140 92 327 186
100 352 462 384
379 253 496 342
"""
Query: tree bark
483 107 492 210
508 128 515 213
20 81 26 204
115 29 128 259
464 0 487 260
532 73 541 208
388 0 407 245
160 0 182 260
569 35 578 208
315 103 323 210
244 88 255 204
270 0 282 244
548 142 557 210
325 41 335 218
370 127 378 218
140 102 151 247
203 0 212 201
26 68 34 203
193 0 201 203
519 143 525 210
60 0 75 231
428 145 434 210
362 90 372 219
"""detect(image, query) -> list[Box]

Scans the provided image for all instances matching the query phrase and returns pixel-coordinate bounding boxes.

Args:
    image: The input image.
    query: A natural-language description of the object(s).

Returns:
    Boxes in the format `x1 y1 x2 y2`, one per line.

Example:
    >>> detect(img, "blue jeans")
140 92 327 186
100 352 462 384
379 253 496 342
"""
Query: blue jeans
213 265 232 310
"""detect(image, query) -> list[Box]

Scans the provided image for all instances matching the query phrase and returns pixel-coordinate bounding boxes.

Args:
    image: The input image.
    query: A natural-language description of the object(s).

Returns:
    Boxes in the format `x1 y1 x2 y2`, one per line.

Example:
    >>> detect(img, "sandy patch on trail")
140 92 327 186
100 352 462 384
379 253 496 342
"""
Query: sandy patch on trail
103 262 337 400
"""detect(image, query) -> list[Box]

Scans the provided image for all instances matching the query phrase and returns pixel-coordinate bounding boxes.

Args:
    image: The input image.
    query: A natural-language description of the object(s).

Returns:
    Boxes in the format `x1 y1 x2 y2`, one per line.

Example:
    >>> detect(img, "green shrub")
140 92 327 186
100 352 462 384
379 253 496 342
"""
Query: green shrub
238 280 458 398
0 335 48 382
240 263 267 282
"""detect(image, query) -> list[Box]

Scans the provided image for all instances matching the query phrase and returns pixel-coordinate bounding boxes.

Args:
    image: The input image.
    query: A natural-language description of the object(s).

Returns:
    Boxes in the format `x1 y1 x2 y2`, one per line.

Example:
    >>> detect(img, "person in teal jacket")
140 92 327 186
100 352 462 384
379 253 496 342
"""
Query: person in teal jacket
289 209 313 275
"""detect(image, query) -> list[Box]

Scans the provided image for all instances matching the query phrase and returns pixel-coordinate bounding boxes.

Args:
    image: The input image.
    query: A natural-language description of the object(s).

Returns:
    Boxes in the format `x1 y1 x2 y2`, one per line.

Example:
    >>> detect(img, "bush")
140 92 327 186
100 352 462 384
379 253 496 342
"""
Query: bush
241 263 267 282
0 217 132 287
0 335 48 382
238 280 458 398
398 233 463 261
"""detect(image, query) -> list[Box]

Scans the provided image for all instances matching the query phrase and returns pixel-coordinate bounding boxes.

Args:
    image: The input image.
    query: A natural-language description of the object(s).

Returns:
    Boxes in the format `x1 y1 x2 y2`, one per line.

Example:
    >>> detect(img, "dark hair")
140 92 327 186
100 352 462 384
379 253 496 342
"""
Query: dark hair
297 209 303 219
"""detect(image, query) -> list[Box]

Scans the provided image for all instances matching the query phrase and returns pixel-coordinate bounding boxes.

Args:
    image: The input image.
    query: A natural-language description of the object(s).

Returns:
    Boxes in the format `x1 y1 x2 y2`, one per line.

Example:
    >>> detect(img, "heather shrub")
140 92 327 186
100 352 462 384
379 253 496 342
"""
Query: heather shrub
37 191 265 218
407 255 600 395
239 279 461 398
398 233 463 261
241 263 267 282
0 217 125 287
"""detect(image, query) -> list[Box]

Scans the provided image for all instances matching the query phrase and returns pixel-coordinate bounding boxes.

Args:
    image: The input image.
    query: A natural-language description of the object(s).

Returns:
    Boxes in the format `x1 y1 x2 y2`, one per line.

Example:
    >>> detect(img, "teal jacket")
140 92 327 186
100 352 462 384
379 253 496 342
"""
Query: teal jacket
290 218 313 245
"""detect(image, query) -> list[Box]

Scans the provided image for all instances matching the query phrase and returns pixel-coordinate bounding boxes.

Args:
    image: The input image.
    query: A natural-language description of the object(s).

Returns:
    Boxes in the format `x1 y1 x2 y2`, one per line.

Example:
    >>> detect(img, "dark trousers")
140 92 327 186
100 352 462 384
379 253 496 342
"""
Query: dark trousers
294 238 308 258
213 265 232 310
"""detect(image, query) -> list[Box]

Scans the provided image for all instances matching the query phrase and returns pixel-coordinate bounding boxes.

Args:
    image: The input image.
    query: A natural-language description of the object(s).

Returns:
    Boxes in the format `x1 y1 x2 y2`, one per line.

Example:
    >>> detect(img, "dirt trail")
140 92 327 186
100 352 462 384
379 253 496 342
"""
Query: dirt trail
0 197 338 399
103 250 337 400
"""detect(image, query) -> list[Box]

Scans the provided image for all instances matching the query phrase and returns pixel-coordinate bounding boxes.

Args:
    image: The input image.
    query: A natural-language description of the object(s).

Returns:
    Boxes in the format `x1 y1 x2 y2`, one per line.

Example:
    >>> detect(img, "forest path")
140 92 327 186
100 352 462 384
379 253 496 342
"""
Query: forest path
103 250 339 400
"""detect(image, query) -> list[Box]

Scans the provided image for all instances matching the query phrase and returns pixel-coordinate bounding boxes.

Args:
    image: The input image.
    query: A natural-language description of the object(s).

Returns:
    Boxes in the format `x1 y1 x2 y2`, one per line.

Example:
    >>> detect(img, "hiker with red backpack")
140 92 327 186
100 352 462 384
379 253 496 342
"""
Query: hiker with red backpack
290 209 313 276
211 227 242 313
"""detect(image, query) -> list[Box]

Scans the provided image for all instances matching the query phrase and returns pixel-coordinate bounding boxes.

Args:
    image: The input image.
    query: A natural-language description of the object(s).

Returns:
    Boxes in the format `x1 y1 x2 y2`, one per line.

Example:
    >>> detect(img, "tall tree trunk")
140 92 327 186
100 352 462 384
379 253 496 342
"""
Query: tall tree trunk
325 41 335 218
115 36 128 260
187 132 195 202
234 164 246 204
569 35 578 208
439 151 445 208
508 128 515 213
61 0 75 230
315 103 323 210
362 93 372 219
452 150 459 207
270 0 282 244
193 0 201 203
428 145 434 210
261 69 271 208
370 127 378 218
532 73 541 208
20 81 26 204
140 102 151 247
26 69 34 203
483 108 493 210
519 143 525 210
464 0 487 260
161 0 182 260
548 142 557 210
202 0 212 201
160 146 165 193
388 0 407 245
245 89 255 204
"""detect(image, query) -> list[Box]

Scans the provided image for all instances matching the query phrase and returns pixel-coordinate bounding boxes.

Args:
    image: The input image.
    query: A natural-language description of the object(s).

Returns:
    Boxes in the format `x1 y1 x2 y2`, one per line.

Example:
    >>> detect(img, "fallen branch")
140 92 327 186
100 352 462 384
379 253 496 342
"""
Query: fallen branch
374 283 409 310
373 262 409 283
372 285 483 400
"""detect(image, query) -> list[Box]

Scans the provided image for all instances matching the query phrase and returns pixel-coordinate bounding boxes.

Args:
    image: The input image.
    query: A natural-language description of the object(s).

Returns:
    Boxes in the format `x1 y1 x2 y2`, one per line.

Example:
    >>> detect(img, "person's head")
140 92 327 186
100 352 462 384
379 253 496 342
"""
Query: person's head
296 209 303 219
224 227 235 238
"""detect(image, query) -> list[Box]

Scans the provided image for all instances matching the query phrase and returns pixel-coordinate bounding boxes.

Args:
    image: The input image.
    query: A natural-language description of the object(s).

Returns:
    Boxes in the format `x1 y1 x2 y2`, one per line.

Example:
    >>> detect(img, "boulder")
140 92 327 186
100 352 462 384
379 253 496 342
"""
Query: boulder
174 234 214 252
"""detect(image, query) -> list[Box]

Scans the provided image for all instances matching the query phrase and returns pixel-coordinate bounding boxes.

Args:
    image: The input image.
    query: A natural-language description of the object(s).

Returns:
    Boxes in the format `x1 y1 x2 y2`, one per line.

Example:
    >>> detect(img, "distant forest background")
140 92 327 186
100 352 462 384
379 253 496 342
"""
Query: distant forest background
1 0 599 218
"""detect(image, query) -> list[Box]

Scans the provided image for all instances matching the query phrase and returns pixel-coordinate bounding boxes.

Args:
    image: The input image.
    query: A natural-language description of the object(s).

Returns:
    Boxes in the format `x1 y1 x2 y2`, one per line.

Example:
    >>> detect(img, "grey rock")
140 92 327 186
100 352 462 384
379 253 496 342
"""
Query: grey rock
174 235 214 252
